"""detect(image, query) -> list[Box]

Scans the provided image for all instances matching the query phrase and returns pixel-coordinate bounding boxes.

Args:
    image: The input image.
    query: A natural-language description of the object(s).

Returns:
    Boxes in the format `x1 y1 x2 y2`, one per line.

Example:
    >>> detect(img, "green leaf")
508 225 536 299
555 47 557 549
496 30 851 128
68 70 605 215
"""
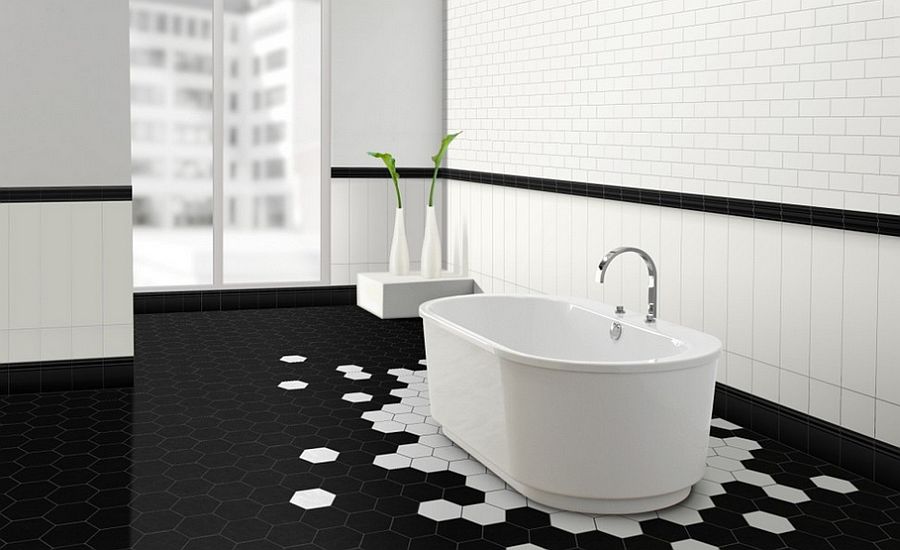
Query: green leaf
368 151 402 208
428 131 461 207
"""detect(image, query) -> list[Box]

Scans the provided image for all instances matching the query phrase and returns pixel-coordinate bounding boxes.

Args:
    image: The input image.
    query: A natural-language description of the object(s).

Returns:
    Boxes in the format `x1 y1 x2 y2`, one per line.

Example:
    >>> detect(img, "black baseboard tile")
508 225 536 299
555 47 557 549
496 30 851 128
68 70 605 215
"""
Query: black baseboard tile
134 285 357 314
0 186 132 203
714 382 900 490
0 357 133 395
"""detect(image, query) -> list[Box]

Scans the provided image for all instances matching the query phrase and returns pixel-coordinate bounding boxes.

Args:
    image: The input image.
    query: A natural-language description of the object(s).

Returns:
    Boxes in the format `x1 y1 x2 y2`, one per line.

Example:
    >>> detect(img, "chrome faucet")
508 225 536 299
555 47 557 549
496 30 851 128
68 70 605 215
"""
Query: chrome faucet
597 247 658 323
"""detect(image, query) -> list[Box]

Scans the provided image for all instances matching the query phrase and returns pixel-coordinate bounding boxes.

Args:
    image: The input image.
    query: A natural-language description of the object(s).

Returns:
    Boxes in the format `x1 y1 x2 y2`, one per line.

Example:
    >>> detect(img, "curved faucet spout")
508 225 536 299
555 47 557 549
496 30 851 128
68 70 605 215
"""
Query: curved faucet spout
597 247 658 322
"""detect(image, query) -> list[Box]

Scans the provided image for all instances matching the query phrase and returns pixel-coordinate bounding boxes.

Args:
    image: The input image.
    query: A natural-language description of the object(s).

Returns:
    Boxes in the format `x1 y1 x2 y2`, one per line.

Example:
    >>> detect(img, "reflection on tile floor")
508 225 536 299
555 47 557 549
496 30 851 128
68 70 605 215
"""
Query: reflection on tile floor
1 306 899 549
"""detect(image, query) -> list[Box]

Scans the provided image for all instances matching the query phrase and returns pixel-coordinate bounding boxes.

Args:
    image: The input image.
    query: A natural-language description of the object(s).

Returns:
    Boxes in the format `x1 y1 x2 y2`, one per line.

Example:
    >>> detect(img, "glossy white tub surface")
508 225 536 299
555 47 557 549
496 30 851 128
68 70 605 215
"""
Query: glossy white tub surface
419 294 721 514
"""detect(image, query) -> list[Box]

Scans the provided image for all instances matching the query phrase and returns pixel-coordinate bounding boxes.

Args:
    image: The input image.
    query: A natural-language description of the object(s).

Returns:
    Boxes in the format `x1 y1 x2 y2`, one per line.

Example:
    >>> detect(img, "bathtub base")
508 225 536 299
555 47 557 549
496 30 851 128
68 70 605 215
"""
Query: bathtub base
443 428 693 514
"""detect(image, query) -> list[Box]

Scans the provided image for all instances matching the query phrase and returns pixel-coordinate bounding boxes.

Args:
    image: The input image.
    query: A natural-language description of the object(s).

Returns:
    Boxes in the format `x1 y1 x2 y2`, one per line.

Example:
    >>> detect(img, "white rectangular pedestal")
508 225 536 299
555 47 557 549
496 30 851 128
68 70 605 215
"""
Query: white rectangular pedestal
357 272 475 319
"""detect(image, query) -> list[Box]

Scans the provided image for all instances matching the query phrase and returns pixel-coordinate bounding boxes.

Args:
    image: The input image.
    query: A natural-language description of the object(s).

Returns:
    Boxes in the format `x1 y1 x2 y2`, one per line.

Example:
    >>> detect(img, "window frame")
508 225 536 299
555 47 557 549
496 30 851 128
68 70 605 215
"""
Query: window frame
134 0 330 292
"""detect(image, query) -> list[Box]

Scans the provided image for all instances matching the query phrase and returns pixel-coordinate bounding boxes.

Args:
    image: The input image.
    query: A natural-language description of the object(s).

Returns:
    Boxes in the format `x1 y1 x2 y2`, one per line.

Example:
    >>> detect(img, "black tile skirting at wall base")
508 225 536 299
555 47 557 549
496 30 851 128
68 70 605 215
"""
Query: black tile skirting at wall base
0 185 132 202
0 356 133 395
134 285 357 314
714 382 900 490
333 166 900 237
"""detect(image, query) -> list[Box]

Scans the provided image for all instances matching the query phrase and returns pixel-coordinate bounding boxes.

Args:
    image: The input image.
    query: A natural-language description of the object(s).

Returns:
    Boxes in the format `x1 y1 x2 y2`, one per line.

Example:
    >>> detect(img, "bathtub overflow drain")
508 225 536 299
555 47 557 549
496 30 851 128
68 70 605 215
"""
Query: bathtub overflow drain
610 321 622 341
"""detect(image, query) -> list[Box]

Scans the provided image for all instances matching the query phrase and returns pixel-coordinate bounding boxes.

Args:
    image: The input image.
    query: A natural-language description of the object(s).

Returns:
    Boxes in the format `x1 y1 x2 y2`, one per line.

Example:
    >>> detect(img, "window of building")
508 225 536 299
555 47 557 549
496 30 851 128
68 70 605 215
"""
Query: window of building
131 0 324 288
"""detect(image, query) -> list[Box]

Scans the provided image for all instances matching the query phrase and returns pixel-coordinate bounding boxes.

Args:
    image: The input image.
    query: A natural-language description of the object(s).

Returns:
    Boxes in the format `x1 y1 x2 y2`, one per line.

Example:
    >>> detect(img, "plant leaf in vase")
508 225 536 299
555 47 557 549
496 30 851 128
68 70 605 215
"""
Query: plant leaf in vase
367 151 402 208
428 131 461 207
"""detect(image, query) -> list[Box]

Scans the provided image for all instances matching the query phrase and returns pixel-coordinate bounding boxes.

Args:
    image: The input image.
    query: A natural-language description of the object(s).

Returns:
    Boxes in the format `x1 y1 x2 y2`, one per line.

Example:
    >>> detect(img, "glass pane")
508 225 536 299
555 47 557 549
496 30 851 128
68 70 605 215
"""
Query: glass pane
223 0 322 284
131 0 214 287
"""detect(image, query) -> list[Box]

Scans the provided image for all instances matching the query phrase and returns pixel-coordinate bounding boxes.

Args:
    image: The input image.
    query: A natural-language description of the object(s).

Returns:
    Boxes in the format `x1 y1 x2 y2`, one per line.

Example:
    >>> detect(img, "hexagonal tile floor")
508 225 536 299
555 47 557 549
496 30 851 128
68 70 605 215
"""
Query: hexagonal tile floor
1 305 899 550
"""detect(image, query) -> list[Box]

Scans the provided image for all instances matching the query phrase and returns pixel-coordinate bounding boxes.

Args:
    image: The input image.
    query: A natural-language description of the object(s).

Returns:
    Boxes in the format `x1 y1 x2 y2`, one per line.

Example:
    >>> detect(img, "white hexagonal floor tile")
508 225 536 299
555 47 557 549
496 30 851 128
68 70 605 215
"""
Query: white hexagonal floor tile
710 418 741 430
289 488 335 509
410 456 448 472
594 516 643 538
465 473 505 492
373 453 412 470
418 499 462 521
371 420 406 433
361 410 392 422
733 469 775 487
387 368 414 376
390 388 417 398
277 380 308 390
461 503 506 525
434 446 468 461
811 475 857 494
419 434 453 448
706 455 744 472
383 403 412 414
341 392 372 403
344 371 372 380
681 493 715 511
672 539 719 550
692 480 726 496
336 364 363 373
764 484 810 503
449 459 486 476
715 445 754 461
549 511 597 533
658 505 703 525
397 443 433 459
484 489 527 510
702 467 736 483
418 359 427 366
393 413 425 425
743 510 794 534
405 423 440 436
280 355 307 363
299 447 339 464
507 545 547 550
723 436 762 451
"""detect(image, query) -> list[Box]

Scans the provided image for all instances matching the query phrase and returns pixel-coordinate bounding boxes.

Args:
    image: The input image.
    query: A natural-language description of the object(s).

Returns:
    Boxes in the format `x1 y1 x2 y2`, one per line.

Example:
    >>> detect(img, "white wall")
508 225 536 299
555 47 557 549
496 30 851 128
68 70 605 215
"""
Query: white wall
0 1 133 363
330 0 445 282
0 0 131 188
444 0 900 446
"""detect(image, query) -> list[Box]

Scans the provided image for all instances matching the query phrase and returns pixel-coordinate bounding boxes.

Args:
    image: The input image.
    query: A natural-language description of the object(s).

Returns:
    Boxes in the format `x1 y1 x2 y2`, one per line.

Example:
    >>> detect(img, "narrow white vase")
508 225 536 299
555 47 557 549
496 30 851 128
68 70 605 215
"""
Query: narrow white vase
421 205 441 278
389 207 410 275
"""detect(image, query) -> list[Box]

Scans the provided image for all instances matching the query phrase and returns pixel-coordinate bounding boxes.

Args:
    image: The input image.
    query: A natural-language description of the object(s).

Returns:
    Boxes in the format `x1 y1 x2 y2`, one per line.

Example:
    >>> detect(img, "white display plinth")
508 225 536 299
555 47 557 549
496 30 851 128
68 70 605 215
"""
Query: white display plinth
357 272 475 319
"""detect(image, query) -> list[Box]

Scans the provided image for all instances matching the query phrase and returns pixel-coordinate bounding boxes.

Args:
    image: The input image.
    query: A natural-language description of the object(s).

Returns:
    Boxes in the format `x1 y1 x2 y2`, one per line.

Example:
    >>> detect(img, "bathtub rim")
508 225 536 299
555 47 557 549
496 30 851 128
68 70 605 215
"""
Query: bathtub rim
420 294 721 374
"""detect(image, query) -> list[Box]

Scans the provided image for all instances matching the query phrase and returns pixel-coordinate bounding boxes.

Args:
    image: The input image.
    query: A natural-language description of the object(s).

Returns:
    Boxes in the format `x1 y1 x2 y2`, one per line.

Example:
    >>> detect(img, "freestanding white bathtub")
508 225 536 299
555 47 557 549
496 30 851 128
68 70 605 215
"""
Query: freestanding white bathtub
419 294 721 514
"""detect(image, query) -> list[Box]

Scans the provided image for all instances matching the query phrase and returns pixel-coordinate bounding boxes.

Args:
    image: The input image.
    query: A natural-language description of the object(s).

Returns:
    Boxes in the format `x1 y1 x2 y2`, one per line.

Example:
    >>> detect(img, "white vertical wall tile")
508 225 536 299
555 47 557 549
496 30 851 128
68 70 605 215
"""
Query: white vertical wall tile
702 214 729 350
727 217 754 358
586 197 604 301
515 188 530 290
571 196 588 299
348 180 369 264
0 204 8 332
331 179 350 265
40 203 72 328
752 220 782 367
71 203 103 327
841 231 878 396
780 223 812 376
103 324 134 357
600 201 623 306
555 194 572 296
680 210 704 331
841 389 875 437
660 209 683 324
620 203 643 313
780 369 810 414
876 235 900 405
9 204 41 329
727 353 752 392
503 187 517 288
752 361 780 403
810 378 842 425
540 192 557 295
101 202 134 326
809 228 844 386
875 400 900 447
41 327 71 361
366 179 389 265
490 185 505 284
8 328 41 363
71 326 103 360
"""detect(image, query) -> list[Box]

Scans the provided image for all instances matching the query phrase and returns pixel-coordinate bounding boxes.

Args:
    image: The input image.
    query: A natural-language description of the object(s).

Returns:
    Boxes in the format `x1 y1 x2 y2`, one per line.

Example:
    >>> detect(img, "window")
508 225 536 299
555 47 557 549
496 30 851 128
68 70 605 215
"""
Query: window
131 0 324 288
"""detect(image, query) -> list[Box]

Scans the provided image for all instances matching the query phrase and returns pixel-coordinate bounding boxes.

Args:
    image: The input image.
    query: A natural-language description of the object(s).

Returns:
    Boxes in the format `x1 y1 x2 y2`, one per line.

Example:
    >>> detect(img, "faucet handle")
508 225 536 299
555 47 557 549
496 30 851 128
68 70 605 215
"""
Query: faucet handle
615 305 626 315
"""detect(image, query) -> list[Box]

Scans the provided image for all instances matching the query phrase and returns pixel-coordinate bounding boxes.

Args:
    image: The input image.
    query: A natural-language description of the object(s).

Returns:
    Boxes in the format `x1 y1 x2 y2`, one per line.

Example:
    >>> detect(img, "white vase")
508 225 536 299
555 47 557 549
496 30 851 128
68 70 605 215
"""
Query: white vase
421 205 441 278
389 207 410 275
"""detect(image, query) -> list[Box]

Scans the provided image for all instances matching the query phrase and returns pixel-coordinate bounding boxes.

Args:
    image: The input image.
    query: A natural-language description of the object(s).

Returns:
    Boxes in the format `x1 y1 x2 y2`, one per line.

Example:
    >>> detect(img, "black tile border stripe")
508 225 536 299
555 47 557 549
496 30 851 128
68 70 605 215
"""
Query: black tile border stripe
0 356 134 394
332 166 899 237
134 284 357 314
714 382 900 490
0 186 132 203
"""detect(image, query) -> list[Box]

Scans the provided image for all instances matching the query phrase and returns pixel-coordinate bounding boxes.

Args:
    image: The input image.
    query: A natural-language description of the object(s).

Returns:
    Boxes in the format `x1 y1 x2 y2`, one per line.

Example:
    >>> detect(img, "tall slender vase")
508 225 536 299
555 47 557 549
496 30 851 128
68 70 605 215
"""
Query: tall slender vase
389 207 410 275
421 206 441 278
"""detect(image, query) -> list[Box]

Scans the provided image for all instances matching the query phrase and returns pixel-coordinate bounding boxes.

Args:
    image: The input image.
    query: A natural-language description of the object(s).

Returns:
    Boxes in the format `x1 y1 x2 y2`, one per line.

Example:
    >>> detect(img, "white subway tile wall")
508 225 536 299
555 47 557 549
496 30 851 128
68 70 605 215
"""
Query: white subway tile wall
329 179 443 285
446 0 900 214
0 202 134 363
445 179 900 445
